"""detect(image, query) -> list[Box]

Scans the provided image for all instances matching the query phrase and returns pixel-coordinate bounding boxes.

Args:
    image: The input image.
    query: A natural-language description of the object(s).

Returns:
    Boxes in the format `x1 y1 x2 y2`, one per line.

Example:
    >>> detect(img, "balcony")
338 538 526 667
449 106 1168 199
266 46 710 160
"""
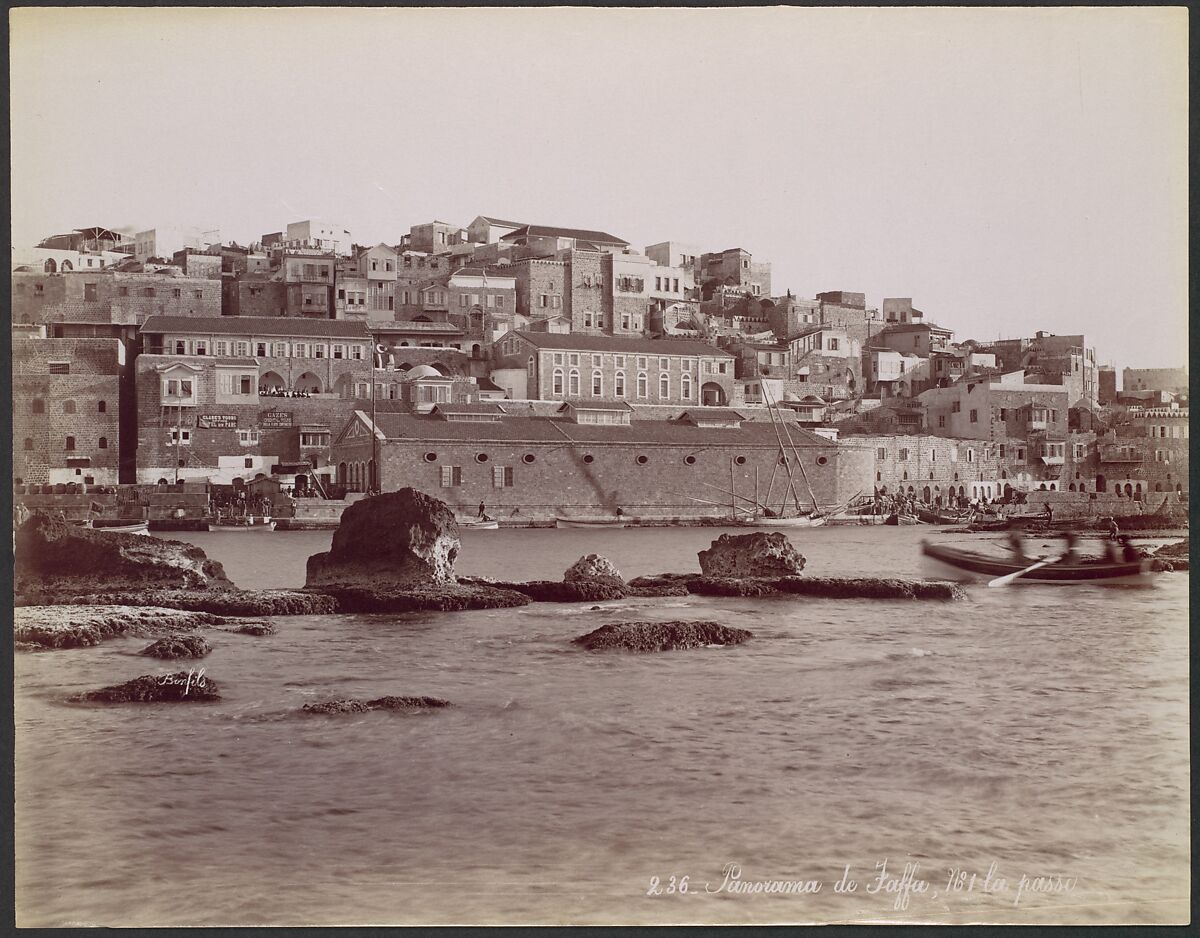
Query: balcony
1099 445 1143 464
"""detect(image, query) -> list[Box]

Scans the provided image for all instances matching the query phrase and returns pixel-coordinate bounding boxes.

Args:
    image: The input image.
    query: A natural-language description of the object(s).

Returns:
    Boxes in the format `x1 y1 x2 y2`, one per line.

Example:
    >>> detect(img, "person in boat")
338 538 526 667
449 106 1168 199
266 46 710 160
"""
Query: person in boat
1118 536 1141 563
1043 502 1053 522
1007 530 1027 562
615 507 625 518
1107 517 1121 540
477 501 487 520
1061 531 1079 565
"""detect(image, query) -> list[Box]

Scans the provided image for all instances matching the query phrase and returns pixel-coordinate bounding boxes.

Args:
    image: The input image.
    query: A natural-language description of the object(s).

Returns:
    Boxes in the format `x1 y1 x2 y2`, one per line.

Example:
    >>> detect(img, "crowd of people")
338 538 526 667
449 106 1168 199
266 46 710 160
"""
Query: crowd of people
259 387 314 398
211 491 273 522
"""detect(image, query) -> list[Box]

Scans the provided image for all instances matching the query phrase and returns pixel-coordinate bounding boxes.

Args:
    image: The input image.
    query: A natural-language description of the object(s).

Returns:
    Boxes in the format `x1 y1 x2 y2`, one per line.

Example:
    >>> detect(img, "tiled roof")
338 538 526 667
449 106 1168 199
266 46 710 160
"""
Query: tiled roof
500 224 629 246
679 408 746 422
450 266 516 280
559 400 634 412
431 403 509 417
365 413 834 448
511 330 733 357
479 216 525 228
140 315 370 338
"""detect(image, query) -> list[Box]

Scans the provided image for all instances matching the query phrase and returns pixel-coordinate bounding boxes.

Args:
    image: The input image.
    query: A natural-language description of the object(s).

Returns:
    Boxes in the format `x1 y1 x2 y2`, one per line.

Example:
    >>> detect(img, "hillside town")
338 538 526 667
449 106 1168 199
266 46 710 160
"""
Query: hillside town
12 217 1189 527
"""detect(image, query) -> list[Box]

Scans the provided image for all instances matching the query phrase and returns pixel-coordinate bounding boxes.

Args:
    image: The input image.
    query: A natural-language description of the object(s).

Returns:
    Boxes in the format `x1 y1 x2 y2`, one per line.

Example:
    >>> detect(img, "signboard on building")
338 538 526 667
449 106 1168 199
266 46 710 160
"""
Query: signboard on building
261 411 293 428
198 414 238 429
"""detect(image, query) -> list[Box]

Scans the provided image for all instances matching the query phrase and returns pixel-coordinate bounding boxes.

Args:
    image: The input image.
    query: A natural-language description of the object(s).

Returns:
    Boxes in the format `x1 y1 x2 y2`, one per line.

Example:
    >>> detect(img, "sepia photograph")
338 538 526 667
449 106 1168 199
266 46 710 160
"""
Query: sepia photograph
9 5 1190 927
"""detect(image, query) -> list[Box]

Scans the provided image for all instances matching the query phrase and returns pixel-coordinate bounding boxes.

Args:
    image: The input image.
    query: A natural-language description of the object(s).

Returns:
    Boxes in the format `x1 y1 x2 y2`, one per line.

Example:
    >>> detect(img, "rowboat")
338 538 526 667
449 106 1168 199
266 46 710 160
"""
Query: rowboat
555 518 628 529
753 514 827 528
208 517 276 532
92 520 150 535
884 512 923 526
920 540 1153 585
459 519 500 530
916 506 969 525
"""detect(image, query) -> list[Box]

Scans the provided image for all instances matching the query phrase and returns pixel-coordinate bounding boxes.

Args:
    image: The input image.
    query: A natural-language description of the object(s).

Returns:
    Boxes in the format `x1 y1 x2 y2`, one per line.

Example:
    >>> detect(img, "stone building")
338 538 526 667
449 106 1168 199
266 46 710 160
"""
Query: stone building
698 248 771 299
499 224 629 257
282 220 354 256
134 316 373 486
281 250 337 317
329 405 870 521
1121 366 1188 396
171 249 223 280
13 337 125 486
492 330 735 405
224 273 288 318
408 221 466 254
13 270 222 328
983 332 1099 406
466 215 526 245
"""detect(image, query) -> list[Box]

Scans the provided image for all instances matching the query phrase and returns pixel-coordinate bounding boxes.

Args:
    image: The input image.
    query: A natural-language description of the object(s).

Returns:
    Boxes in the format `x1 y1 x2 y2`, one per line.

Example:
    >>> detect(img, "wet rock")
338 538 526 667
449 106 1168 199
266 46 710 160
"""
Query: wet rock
227 621 277 636
306 489 461 593
302 695 451 714
629 573 967 601
1153 537 1189 560
496 579 629 603
626 583 690 597
72 670 219 703
698 532 805 577
317 583 530 614
573 620 753 652
367 695 451 712
15 515 232 604
140 634 212 659
687 576 789 597
302 699 373 714
15 605 231 650
15 588 337 616
564 554 623 583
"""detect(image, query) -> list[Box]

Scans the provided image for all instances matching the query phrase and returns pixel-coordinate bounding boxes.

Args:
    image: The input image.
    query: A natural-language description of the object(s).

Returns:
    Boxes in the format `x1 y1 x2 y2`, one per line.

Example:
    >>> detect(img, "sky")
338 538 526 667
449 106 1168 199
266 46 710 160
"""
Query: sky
9 7 1188 371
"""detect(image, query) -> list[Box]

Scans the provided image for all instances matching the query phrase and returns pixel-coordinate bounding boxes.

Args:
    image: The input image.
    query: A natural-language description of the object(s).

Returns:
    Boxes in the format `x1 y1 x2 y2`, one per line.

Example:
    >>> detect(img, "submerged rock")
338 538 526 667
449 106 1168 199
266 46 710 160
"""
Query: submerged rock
302 695 451 714
306 489 461 593
140 634 212 659
226 621 277 636
628 573 966 601
573 620 753 652
15 515 232 604
1154 537 1189 560
698 532 805 577
482 579 629 603
72 670 219 703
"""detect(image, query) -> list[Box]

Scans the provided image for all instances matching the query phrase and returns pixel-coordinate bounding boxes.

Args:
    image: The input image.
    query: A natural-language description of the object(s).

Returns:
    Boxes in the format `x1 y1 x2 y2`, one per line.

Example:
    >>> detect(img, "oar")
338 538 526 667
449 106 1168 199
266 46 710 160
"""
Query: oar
987 555 1059 587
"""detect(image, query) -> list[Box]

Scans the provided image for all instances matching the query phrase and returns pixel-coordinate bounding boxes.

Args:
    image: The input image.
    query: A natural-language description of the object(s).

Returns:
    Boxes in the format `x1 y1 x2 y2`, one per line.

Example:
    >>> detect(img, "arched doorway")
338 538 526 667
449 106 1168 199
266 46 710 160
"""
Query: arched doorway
922 486 931 503
471 344 482 358
260 370 285 392
1096 474 1106 493
294 372 322 393
1003 484 1013 499
1124 483 1133 497
701 382 727 406
338 462 347 485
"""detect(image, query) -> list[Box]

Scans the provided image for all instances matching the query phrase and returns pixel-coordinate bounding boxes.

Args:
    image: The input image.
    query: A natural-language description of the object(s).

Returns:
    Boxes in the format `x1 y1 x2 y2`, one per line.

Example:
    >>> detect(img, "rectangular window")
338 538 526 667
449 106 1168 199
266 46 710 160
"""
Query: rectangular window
272 342 287 357
540 294 548 308
239 376 253 395
440 465 462 487
214 341 227 356
969 409 978 423
614 355 625 367
235 341 249 356
496 296 504 308
351 346 363 360
169 428 191 444
553 352 564 365
493 466 514 488
84 283 98 301
172 288 182 298
637 356 648 369
659 357 669 370
568 353 579 366
898 448 909 461
256 343 267 357
460 295 468 307
999 407 1008 420
48 361 70 374
673 278 679 292
117 286 128 297
592 354 602 367
333 345 344 359
237 429 260 446
998 444 1006 458
1017 448 1025 460
552 296 561 308
951 402 961 413
293 343 306 358
828 338 839 351
315 345 325 359
876 447 886 460
195 342 207 356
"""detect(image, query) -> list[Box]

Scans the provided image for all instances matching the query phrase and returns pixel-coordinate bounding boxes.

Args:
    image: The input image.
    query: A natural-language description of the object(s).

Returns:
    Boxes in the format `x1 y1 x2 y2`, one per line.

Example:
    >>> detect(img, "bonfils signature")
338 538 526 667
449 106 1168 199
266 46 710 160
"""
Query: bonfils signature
157 668 208 695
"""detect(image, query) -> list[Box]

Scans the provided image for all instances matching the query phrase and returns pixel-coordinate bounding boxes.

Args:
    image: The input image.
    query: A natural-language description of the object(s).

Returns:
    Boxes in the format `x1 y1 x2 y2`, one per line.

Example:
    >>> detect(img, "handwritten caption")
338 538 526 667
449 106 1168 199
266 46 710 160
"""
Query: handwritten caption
647 861 1077 909
157 668 208 695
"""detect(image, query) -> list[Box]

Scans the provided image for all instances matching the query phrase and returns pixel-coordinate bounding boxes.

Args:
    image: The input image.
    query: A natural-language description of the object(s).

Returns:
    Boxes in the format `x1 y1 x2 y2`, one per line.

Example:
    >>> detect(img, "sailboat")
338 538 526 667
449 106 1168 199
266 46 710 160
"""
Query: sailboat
750 387 830 527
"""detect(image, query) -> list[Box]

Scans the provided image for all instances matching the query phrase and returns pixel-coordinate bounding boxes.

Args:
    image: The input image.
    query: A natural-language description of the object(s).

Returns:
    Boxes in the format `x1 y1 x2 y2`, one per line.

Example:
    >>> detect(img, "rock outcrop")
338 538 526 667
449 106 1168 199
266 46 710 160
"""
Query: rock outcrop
15 605 235 650
306 489 461 591
573 620 753 652
15 515 232 603
140 634 212 659
72 670 220 703
301 695 451 714
626 573 967 601
564 554 623 583
698 532 806 577
304 489 538 612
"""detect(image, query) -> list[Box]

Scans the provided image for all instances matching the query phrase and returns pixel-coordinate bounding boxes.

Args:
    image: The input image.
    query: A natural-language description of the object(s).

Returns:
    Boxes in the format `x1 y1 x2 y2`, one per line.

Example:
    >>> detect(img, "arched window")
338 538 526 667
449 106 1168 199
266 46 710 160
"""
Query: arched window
98 436 108 449
61 259 73 271
614 371 626 397
568 369 580 396
659 373 670 399
552 368 564 395
32 399 44 414
637 372 648 398
23 437 33 451
44 258 56 273
63 400 76 414
681 372 692 400
591 370 603 396
65 436 76 451
98 400 107 413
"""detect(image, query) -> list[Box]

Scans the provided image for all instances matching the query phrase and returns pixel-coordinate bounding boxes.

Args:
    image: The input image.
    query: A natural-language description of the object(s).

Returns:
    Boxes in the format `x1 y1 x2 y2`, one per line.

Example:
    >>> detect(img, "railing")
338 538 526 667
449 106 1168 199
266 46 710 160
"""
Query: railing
1099 446 1143 463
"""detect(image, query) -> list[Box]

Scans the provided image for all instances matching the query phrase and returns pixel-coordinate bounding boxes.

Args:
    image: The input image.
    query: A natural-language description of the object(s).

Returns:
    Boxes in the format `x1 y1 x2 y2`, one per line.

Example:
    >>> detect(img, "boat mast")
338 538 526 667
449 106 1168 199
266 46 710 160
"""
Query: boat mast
760 387 804 515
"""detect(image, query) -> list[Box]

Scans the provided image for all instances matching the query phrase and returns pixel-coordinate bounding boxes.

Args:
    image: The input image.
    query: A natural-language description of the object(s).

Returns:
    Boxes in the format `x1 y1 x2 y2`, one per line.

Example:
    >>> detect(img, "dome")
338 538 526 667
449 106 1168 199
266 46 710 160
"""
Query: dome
405 364 442 379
